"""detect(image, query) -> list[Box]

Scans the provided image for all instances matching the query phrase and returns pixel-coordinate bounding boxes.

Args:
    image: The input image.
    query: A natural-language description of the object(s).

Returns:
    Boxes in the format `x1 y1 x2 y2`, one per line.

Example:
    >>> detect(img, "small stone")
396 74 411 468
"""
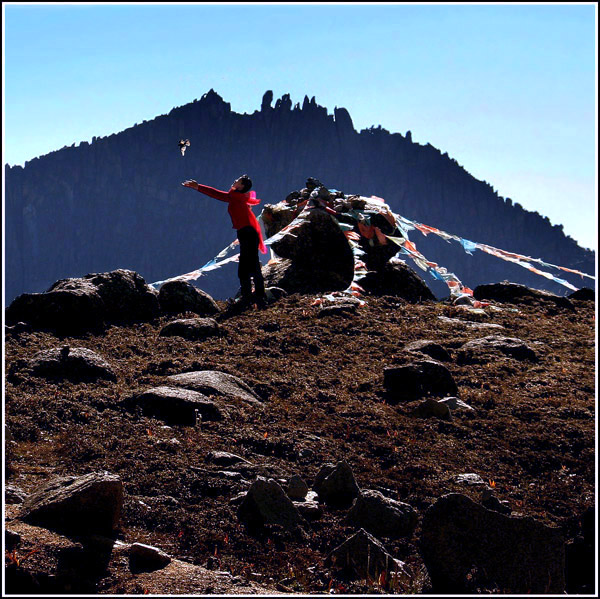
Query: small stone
412 398 451 420
129 542 171 572
439 396 474 411
455 473 488 487
286 475 309 501
313 460 360 508
159 318 220 341
326 528 411 583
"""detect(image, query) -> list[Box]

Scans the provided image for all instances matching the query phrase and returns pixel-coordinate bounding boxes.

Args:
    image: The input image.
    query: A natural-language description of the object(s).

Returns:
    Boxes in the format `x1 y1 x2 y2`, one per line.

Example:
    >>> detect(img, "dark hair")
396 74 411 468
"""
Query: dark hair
238 174 252 192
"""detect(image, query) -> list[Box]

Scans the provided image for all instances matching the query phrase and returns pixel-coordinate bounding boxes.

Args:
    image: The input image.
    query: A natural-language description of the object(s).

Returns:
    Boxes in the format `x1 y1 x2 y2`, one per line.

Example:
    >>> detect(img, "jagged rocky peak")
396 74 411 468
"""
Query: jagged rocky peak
261 90 274 111
198 88 231 113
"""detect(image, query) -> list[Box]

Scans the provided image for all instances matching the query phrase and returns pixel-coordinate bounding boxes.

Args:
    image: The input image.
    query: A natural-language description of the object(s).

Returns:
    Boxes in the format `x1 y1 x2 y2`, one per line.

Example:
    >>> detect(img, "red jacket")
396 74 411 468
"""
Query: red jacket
196 184 266 253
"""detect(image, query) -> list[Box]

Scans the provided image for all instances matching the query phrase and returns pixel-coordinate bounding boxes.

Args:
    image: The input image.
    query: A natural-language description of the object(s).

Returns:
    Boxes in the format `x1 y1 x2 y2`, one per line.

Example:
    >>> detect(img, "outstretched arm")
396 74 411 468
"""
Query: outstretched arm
182 180 230 202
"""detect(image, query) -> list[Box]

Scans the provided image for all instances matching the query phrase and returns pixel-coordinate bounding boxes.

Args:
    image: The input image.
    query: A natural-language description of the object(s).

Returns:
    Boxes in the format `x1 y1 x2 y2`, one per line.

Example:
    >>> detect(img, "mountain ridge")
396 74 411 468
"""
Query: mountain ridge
4 89 594 303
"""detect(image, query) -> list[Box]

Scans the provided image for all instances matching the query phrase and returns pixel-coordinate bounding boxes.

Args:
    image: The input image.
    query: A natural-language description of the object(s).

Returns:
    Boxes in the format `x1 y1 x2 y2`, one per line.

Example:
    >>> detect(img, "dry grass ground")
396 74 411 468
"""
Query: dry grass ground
4 293 595 594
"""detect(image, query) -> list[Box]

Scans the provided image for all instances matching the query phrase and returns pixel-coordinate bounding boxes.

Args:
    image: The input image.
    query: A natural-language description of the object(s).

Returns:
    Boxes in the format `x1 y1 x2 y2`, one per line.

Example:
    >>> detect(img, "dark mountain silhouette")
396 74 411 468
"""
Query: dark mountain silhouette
4 89 594 303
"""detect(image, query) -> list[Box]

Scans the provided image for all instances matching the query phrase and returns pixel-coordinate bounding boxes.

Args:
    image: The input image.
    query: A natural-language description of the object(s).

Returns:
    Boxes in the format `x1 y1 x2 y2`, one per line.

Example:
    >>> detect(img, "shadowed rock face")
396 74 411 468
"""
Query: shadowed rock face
20 472 124 536
420 493 565 594
5 90 593 303
29 347 117 382
6 269 159 332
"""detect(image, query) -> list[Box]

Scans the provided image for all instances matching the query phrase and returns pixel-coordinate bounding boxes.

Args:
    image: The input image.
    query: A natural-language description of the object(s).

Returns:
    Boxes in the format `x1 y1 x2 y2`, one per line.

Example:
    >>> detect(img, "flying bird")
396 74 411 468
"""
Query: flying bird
178 139 191 156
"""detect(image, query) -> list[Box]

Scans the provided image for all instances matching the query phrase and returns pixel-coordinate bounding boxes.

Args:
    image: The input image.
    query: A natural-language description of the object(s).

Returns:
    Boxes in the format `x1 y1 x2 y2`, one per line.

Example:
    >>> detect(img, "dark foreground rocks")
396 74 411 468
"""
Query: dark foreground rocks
157 280 220 316
474 281 574 311
28 346 117 382
20 472 124 536
420 493 565 593
384 359 458 401
6 269 160 332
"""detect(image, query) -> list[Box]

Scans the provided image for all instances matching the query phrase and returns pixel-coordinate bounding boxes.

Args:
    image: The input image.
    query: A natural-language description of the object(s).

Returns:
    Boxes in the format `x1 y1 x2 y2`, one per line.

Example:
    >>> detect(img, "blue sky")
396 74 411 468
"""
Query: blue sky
3 3 597 250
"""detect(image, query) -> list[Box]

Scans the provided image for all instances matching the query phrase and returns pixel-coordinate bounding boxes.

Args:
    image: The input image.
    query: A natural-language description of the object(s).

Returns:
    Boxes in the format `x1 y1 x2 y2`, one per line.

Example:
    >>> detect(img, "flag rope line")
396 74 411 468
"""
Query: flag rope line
150 195 591 296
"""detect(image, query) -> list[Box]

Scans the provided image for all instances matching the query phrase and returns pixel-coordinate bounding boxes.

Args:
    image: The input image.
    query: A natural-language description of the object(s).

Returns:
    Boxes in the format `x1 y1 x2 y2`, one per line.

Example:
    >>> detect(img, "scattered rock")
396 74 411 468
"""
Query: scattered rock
20 472 124 536
411 398 452 420
6 483 27 504
474 282 574 311
480 491 512 515
238 477 303 530
326 528 411 583
313 460 359 508
420 493 565 593
158 280 219 316
439 396 474 411
454 473 488 487
159 318 220 341
206 451 252 467
293 491 323 521
404 340 451 362
347 489 418 538
128 386 223 425
286 475 309 501
437 316 505 330
129 542 172 573
317 302 358 317
29 347 117 382
167 370 261 405
384 360 458 401
457 335 537 364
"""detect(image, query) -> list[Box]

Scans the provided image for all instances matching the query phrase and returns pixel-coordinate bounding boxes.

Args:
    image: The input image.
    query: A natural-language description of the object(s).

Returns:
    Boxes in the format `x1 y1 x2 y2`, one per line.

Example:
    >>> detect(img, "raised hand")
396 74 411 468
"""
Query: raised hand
182 180 199 190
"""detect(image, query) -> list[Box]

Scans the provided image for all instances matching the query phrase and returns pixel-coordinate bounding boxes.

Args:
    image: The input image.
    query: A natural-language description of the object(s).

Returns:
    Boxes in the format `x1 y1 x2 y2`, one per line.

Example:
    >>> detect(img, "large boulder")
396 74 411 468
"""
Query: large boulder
166 371 261 406
237 477 303 530
20 472 124 536
473 282 574 311
384 360 458 401
158 281 220 316
360 259 436 302
6 280 105 332
29 347 117 382
262 210 355 294
5 269 159 332
420 493 565 593
49 269 159 322
347 490 418 539
126 386 224 425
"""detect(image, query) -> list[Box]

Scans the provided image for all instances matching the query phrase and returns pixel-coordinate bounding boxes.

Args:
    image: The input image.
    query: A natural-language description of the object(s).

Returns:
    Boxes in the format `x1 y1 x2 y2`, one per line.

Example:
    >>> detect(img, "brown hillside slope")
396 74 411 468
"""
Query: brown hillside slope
4 293 595 594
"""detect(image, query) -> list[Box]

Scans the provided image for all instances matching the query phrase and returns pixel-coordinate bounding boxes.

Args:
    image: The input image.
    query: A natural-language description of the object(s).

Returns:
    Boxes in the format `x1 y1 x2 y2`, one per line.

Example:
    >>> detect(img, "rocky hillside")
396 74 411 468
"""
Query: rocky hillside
4 89 594 303
4 268 595 594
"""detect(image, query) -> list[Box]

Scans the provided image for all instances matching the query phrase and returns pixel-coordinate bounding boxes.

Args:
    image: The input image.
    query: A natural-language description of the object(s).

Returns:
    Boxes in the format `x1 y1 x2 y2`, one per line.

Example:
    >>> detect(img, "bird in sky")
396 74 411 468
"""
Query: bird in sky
178 139 191 156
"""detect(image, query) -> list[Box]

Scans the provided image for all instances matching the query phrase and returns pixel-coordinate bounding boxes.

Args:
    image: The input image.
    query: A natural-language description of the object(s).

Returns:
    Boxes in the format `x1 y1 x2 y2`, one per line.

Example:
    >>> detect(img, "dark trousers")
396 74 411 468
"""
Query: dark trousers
237 226 265 300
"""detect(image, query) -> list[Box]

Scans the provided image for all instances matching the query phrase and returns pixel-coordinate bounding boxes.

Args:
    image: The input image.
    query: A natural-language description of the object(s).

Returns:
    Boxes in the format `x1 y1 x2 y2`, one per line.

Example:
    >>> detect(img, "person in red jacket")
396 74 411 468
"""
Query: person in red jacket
182 175 267 307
